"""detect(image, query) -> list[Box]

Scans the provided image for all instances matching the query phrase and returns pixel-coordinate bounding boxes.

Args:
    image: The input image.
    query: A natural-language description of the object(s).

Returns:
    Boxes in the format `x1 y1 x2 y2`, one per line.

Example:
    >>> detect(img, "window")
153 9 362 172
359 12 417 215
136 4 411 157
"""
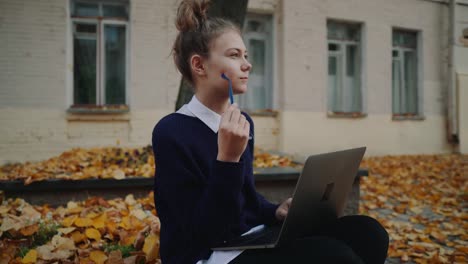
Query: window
327 21 362 115
392 30 419 116
239 14 274 111
71 0 129 107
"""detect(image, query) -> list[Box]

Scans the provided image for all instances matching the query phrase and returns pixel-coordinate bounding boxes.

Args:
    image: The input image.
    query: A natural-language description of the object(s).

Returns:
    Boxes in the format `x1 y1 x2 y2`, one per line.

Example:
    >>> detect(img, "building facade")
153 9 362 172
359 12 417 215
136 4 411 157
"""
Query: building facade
1 0 467 164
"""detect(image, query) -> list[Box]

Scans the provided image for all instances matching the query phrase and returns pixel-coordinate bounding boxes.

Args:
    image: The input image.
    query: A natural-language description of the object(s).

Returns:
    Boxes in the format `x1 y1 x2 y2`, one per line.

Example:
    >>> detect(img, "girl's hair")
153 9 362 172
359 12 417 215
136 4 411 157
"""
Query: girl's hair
172 0 240 84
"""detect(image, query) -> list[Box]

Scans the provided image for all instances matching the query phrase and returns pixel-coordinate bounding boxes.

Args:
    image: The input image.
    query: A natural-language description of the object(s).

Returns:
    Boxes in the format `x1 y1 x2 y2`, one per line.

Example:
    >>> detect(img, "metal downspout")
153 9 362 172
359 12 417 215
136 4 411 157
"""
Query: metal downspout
447 0 459 144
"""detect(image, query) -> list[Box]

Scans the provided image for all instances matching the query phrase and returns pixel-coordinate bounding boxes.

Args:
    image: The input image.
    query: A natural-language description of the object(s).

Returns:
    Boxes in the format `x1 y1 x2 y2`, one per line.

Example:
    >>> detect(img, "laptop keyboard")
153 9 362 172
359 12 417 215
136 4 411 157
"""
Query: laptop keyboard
251 228 280 244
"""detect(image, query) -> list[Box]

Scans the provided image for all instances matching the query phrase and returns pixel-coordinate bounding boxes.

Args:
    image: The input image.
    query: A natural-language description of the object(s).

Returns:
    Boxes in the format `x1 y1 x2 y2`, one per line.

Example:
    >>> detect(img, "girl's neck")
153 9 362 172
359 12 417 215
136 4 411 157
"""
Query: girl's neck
195 90 230 115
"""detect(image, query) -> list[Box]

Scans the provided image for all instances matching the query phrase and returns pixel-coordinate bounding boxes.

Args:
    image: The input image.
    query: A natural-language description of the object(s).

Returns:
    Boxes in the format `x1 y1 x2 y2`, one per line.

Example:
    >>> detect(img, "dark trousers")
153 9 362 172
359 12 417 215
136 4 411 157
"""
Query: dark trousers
229 215 389 264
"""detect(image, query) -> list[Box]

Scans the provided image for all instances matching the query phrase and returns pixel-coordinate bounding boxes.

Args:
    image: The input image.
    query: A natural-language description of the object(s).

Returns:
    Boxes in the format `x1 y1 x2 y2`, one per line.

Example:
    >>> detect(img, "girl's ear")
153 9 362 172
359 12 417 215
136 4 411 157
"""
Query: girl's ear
190 54 206 77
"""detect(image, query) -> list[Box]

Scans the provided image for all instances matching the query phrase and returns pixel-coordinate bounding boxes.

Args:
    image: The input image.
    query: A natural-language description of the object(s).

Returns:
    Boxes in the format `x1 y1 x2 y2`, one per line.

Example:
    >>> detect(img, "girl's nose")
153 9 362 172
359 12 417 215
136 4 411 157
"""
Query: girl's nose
242 58 252 72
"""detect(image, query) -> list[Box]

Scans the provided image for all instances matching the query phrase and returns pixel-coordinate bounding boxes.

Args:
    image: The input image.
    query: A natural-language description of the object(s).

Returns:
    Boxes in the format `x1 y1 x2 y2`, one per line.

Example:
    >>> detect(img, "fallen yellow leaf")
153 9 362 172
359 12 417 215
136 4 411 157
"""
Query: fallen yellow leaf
21 249 37 263
89 250 107 264
62 215 78 227
119 216 131 230
85 228 101 241
75 217 93 227
91 213 106 229
143 233 160 261
70 230 86 243
105 221 118 234
57 227 76 235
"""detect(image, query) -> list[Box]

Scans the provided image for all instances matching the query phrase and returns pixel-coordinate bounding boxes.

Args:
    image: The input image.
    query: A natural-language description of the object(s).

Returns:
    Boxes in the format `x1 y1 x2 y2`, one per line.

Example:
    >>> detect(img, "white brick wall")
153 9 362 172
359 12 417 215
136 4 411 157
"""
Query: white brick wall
279 112 453 157
0 108 171 164
129 0 180 109
0 0 67 108
0 0 464 164
251 115 279 151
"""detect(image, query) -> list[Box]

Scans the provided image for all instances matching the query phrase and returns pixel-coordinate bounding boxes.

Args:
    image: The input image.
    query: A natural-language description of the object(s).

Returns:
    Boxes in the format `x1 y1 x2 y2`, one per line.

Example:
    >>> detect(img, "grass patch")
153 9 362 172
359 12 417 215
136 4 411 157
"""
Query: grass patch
103 243 136 258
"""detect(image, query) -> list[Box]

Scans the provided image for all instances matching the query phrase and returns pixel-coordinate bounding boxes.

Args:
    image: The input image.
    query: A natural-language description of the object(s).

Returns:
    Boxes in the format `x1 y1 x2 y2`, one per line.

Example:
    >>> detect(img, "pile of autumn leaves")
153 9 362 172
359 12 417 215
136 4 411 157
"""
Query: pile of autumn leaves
0 146 155 185
0 150 466 263
360 154 467 264
0 146 294 185
0 194 160 264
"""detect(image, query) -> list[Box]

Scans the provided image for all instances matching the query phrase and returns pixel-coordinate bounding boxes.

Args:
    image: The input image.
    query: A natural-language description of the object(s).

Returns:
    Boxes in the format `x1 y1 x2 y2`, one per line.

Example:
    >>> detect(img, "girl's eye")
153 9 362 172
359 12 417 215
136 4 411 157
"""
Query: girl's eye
230 53 239 58
244 55 249 60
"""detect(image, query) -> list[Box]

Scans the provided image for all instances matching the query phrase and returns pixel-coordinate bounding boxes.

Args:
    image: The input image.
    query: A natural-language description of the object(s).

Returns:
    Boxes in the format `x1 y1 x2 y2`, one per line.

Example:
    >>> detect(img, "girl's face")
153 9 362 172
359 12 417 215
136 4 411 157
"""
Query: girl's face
202 30 252 97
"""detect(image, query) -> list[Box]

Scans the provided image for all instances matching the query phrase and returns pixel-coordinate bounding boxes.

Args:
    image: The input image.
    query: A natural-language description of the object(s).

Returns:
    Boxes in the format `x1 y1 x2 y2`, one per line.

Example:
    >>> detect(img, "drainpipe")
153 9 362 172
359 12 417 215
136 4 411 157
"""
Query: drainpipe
447 0 459 143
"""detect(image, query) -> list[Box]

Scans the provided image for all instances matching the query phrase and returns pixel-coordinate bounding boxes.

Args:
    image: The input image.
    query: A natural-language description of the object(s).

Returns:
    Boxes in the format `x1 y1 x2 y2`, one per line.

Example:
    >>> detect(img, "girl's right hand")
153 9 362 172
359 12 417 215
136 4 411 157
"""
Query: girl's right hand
217 103 250 163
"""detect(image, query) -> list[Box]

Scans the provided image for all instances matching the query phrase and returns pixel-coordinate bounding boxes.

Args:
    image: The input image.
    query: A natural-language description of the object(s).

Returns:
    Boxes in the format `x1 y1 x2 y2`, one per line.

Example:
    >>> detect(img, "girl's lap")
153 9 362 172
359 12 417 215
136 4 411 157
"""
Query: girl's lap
229 215 389 264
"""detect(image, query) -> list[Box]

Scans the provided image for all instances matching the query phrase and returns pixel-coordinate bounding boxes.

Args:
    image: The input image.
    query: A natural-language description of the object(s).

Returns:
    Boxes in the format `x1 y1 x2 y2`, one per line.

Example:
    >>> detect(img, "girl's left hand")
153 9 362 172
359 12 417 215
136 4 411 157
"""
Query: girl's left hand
275 197 292 221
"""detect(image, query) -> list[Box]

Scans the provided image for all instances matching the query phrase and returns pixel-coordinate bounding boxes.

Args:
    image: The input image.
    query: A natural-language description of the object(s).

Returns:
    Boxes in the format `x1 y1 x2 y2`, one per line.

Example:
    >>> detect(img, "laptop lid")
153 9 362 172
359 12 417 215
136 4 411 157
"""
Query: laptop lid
276 147 366 245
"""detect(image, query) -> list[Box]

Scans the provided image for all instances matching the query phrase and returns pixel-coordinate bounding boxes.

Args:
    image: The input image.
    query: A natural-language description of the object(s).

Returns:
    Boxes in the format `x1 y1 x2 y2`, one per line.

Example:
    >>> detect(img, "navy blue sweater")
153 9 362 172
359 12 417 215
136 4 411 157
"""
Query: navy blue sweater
152 112 279 264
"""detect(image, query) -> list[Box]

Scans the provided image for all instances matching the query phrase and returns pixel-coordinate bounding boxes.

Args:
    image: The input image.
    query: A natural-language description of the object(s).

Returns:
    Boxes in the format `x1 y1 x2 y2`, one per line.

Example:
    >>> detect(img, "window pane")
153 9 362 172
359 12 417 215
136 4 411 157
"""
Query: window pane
74 28 97 105
105 25 126 105
103 4 128 18
346 26 360 41
250 39 265 75
404 51 418 114
393 30 417 48
328 22 345 40
328 55 337 75
346 45 356 77
328 55 343 112
327 22 339 39
392 33 402 47
402 33 417 48
74 2 99 17
345 45 361 112
328 21 360 41
76 24 96 34
243 39 266 109
240 13 273 110
328 43 340 51
392 59 402 114
246 20 263 33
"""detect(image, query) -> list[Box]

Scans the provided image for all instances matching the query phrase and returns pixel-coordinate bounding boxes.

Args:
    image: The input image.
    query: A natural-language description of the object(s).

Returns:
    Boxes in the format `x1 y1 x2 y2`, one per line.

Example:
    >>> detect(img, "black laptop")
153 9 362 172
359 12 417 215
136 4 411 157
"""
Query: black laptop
211 147 366 250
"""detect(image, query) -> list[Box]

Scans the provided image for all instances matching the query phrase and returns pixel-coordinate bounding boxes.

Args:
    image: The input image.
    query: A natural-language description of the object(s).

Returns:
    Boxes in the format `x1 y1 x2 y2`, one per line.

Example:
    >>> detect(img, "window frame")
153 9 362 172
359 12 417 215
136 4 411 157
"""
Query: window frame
391 29 424 120
326 20 365 118
239 13 275 114
69 0 130 111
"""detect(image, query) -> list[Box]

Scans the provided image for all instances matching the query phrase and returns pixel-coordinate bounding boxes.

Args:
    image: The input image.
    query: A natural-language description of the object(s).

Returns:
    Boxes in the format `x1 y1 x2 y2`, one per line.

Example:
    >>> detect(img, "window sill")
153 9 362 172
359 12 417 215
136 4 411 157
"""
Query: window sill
327 111 367 119
243 109 279 118
68 105 129 114
392 114 425 121
67 105 130 121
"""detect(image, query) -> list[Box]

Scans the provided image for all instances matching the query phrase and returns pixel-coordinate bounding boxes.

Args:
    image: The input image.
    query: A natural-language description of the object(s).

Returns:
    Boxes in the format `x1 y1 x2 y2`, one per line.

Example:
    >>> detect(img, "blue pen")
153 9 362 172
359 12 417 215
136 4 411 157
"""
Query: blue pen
221 73 234 104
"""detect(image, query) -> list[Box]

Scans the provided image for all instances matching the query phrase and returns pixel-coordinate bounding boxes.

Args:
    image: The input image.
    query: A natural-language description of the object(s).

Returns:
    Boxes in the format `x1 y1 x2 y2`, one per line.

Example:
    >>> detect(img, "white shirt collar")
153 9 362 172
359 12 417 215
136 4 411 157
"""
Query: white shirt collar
177 95 221 133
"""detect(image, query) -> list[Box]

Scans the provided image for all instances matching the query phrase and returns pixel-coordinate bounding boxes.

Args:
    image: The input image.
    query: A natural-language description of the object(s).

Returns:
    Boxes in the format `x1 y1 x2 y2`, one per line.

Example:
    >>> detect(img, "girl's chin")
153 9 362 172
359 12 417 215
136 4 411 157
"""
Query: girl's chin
233 86 248 94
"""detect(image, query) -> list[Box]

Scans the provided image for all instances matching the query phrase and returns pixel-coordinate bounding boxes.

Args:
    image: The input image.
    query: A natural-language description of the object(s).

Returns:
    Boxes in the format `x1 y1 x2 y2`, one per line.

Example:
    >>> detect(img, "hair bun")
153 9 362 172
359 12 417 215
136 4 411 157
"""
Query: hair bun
176 0 210 32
